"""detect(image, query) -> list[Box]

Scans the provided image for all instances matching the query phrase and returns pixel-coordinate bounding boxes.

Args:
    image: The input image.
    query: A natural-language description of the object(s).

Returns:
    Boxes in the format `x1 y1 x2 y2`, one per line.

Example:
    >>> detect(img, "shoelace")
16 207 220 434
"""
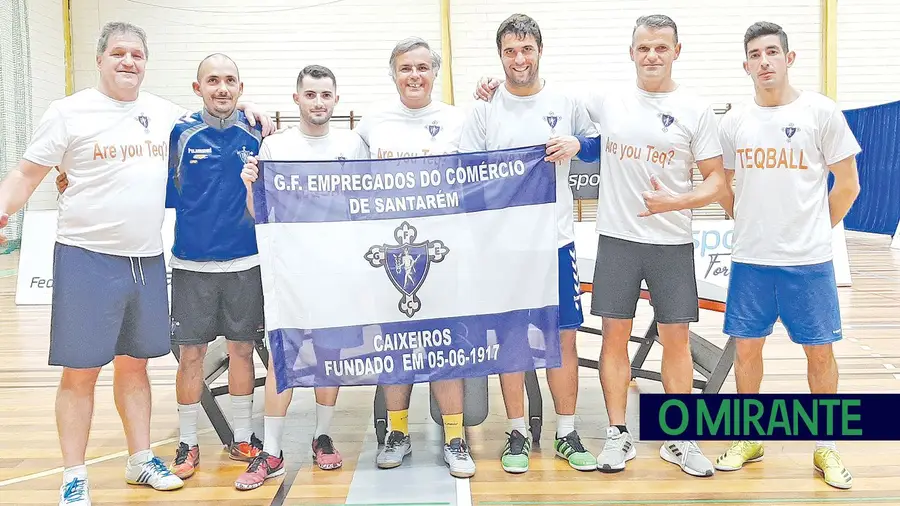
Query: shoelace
316 434 335 454
819 448 842 468
174 443 191 465
562 432 587 453
148 456 173 476
447 439 470 460
384 431 406 451
506 431 526 455
246 452 271 473
63 478 86 502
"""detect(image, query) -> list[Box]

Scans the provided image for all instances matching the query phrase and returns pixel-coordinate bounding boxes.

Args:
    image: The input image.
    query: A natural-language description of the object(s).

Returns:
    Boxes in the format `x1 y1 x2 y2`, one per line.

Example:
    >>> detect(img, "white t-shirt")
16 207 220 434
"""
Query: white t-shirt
23 88 188 257
585 84 723 245
259 125 369 161
459 82 599 247
354 98 465 159
718 90 862 266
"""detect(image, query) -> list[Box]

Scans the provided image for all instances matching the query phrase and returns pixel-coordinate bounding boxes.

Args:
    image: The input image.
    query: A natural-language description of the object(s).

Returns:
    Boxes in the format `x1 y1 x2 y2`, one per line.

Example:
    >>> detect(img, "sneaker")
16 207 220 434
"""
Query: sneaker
714 441 764 471
59 477 90 505
376 431 412 469
170 442 200 479
814 447 852 489
234 451 286 491
125 456 184 490
554 430 597 471
229 433 263 462
660 440 715 477
500 429 530 474
596 426 636 473
312 434 343 470
443 438 476 478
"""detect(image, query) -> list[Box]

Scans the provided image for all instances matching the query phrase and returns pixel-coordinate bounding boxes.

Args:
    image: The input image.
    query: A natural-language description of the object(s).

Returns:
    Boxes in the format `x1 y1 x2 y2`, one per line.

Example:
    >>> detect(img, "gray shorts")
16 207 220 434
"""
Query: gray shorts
589 234 699 324
49 242 171 368
170 267 266 346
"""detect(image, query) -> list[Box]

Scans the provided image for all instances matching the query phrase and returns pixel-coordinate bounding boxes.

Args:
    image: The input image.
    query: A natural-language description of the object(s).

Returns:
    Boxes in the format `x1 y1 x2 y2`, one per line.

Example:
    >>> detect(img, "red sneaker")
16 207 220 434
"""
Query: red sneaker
312 434 343 470
170 442 200 479
228 433 263 462
234 451 285 491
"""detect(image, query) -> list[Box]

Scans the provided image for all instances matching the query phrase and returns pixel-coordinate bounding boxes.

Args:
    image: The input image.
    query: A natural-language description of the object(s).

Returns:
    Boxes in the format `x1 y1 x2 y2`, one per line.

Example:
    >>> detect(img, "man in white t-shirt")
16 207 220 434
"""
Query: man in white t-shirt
475 15 728 478
351 37 475 479
461 13 600 475
0 22 271 506
713 22 861 490
234 64 369 491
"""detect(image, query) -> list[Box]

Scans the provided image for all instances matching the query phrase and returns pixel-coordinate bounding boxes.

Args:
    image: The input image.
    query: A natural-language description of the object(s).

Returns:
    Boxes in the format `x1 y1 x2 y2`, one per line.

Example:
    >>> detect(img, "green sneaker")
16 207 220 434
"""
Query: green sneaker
554 430 597 471
500 429 530 473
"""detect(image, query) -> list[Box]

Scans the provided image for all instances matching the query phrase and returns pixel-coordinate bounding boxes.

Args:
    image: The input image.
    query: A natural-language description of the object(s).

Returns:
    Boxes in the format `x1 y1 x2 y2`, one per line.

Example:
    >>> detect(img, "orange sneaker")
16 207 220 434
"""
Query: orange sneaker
228 433 263 462
170 442 200 479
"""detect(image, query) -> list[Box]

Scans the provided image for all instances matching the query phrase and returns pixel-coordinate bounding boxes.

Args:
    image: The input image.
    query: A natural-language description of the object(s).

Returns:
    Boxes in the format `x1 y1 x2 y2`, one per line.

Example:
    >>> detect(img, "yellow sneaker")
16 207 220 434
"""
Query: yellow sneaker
814 447 852 489
714 440 764 471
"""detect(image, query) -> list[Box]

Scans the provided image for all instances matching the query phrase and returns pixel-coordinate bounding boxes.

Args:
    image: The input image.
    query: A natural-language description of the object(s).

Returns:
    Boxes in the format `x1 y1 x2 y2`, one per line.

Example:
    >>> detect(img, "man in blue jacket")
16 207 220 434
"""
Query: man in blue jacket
164 53 266 479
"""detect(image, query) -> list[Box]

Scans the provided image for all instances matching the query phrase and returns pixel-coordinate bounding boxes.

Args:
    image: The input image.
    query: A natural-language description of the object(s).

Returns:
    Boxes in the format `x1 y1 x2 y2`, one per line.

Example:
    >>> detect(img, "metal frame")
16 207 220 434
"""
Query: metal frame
172 339 271 446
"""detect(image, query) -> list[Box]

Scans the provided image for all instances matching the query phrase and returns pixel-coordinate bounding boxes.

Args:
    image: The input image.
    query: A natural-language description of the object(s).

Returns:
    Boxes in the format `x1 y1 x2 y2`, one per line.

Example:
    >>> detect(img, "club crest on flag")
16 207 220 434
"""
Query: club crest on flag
364 221 449 318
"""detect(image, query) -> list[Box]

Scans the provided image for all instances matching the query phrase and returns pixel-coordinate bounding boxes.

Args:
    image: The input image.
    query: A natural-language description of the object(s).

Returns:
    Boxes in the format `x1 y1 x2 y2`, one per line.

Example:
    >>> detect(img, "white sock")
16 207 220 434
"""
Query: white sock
178 402 200 446
231 394 254 443
816 440 837 450
509 417 527 435
63 464 88 485
128 449 154 467
556 414 575 438
263 416 285 456
315 403 335 438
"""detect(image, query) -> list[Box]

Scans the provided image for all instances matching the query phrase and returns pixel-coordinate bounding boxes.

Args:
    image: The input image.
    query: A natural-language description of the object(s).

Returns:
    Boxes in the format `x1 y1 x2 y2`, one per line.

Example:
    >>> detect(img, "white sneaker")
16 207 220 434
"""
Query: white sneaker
125 456 184 490
376 430 412 469
596 426 636 473
443 438 476 478
660 440 715 477
59 477 91 505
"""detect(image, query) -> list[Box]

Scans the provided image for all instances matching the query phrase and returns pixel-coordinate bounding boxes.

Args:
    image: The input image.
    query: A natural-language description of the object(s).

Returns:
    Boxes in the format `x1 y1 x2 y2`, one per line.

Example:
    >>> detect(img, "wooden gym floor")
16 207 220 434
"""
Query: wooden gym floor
1 231 899 506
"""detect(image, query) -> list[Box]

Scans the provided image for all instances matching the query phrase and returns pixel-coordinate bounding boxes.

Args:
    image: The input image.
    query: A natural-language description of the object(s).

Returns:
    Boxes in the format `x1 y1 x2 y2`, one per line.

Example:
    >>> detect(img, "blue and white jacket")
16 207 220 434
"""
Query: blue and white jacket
166 109 262 262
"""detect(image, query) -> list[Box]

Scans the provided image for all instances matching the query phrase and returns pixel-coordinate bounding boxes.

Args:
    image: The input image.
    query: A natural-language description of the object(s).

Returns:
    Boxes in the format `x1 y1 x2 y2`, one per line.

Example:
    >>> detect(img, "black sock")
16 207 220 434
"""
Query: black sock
615 425 628 434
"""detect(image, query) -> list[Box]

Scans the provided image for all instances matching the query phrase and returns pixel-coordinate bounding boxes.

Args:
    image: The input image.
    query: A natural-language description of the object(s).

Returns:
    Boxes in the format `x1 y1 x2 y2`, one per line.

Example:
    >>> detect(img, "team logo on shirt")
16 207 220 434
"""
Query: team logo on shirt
544 111 560 132
136 113 150 133
364 221 449 318
426 120 442 138
236 146 253 163
783 123 799 143
659 113 675 132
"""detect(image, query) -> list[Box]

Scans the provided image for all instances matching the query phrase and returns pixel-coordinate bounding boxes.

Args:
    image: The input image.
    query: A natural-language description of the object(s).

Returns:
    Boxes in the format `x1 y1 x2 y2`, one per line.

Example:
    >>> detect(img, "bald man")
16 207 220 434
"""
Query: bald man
164 53 266 479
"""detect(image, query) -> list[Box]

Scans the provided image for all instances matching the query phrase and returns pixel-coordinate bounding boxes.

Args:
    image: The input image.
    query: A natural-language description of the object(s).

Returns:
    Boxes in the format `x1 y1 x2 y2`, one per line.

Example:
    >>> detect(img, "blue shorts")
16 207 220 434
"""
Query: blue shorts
49 242 171 368
723 261 842 346
558 242 585 330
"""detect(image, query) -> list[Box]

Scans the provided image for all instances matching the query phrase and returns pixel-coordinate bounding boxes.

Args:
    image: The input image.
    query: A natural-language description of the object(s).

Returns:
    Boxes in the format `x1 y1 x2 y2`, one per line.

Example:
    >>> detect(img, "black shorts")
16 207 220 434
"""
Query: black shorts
589 234 699 324
170 267 266 345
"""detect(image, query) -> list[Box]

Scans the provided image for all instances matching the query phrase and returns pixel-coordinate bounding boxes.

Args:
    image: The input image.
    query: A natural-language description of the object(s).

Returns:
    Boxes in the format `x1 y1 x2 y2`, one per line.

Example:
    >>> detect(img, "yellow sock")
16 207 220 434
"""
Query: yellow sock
388 409 409 436
442 413 463 444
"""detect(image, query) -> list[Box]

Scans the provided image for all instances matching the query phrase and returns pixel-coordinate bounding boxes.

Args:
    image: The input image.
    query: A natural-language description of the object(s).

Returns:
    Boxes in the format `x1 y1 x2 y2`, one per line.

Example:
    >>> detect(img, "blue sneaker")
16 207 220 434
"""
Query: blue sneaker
59 476 90 505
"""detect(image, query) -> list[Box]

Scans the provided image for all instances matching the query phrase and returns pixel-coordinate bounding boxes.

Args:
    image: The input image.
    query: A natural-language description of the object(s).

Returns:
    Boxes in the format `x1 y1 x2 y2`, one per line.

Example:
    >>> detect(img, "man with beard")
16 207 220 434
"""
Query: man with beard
234 64 369 491
460 13 600 475
474 14 728 477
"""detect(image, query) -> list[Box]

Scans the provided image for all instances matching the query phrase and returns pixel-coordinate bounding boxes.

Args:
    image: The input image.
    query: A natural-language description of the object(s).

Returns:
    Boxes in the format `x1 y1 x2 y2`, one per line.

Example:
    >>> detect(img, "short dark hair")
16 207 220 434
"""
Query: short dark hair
495 13 542 52
296 65 336 90
744 21 789 54
633 14 678 45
